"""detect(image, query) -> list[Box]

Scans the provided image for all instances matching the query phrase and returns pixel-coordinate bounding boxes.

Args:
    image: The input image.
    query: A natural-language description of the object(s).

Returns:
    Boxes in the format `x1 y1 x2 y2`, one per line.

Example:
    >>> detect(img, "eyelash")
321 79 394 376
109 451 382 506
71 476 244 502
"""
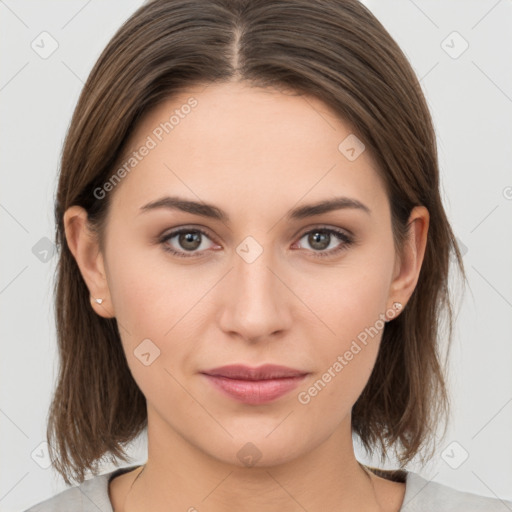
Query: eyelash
159 226 354 259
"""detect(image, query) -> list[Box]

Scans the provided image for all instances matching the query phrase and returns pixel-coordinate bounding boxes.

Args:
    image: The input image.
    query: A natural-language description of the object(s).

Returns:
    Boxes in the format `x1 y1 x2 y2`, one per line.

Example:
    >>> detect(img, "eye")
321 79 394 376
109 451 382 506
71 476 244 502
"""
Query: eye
294 227 354 258
159 227 218 258
158 226 354 259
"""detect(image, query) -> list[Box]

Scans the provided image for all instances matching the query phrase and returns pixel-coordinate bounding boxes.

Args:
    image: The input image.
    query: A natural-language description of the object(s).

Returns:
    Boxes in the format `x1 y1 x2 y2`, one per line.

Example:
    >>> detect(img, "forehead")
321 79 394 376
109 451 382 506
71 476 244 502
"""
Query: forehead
109 82 387 218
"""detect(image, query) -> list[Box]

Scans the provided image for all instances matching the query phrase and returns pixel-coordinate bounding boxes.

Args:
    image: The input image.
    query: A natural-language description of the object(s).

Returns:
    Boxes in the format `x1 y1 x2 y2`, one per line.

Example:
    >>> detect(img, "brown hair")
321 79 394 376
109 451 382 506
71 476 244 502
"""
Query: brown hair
49 0 467 484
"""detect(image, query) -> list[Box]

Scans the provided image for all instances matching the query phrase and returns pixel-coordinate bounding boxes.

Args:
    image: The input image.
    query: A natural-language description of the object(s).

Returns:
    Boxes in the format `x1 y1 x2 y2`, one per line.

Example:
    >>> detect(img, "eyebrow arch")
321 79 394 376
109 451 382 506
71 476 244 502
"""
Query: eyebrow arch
138 195 371 221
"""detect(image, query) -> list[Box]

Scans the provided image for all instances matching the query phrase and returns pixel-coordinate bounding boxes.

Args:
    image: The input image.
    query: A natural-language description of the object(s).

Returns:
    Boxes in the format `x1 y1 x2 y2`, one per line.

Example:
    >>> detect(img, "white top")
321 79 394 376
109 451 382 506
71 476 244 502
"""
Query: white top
23 464 512 511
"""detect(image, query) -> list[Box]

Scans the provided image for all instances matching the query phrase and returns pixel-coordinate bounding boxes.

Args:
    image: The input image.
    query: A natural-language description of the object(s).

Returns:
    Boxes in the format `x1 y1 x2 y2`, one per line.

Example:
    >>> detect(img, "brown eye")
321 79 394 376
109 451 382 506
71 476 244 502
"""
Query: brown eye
177 231 202 251
307 231 331 250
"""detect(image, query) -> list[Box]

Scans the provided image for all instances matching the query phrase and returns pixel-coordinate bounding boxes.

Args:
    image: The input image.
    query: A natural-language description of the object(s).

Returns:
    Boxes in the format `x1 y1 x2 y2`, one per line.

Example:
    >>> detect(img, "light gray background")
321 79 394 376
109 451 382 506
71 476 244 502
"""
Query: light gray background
1 1 511 511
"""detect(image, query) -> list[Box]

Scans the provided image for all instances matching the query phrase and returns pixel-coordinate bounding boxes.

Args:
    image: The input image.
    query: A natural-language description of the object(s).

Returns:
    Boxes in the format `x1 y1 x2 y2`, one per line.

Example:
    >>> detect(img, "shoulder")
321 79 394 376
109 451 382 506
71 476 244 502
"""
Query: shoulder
22 466 140 512
401 471 512 512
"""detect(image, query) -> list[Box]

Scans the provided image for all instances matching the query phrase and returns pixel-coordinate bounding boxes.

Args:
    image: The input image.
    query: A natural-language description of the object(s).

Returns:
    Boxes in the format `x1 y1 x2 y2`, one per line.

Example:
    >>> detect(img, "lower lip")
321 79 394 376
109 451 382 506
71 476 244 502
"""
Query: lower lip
202 374 308 404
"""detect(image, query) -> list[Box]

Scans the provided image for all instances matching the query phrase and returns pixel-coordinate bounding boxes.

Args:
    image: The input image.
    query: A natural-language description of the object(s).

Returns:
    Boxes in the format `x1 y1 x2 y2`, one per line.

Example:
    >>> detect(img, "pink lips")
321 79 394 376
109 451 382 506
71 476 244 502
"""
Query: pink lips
201 364 309 405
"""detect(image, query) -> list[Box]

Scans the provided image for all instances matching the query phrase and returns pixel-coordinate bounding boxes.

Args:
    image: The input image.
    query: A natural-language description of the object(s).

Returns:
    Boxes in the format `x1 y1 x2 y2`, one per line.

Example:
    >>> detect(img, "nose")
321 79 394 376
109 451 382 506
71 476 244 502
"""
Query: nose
217 242 293 343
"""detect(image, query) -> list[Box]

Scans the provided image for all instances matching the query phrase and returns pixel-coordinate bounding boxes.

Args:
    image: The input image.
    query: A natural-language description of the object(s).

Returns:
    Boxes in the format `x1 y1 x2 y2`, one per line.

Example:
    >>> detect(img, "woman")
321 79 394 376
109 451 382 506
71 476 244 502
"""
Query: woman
23 0 511 510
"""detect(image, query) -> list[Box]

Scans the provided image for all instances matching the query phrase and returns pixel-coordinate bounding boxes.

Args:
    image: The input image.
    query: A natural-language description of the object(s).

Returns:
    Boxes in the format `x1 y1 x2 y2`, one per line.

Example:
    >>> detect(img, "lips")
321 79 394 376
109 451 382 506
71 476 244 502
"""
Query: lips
201 364 308 380
200 364 309 404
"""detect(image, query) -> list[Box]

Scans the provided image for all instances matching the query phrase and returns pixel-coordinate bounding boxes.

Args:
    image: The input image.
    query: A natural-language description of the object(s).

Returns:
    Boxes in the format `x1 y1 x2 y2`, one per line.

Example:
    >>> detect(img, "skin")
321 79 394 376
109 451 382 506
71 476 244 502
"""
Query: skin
64 81 429 511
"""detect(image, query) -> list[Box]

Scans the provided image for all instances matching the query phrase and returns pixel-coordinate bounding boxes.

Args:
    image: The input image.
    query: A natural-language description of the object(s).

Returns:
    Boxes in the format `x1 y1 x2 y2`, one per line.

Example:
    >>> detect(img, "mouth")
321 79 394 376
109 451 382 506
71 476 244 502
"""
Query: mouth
202 364 308 380
200 364 310 404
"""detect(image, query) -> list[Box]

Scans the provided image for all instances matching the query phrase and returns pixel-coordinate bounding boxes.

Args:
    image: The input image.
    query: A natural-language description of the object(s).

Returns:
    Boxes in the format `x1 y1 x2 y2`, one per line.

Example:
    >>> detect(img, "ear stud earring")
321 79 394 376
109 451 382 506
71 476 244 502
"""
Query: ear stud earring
92 297 103 304
385 301 403 323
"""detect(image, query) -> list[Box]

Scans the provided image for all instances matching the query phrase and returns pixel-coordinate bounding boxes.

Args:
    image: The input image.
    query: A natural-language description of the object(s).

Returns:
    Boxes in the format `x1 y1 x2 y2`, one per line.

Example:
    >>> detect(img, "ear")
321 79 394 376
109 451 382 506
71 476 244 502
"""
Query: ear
63 205 115 318
388 205 429 316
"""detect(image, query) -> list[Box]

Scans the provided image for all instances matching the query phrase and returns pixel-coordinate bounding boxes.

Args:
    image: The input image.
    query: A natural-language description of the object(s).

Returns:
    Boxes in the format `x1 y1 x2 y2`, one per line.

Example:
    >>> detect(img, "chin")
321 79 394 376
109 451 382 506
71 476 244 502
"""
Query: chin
196 429 312 470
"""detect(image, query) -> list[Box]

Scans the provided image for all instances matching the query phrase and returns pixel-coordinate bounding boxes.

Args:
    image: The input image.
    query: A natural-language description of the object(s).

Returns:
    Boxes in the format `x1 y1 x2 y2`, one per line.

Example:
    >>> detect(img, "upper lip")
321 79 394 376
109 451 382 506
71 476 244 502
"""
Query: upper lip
201 364 309 380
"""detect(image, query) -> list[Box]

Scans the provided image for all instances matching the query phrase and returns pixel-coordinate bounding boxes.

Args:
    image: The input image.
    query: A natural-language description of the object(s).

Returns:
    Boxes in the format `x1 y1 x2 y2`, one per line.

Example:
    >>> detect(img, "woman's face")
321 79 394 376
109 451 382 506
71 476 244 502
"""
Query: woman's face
71 81 427 467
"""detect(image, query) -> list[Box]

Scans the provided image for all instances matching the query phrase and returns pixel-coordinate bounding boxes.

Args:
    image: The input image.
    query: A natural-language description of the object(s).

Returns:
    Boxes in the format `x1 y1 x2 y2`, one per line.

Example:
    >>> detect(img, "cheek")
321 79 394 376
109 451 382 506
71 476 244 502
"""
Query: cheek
297 294 385 420
106 236 200 335
104 241 211 390
296 255 392 406
304 253 391 341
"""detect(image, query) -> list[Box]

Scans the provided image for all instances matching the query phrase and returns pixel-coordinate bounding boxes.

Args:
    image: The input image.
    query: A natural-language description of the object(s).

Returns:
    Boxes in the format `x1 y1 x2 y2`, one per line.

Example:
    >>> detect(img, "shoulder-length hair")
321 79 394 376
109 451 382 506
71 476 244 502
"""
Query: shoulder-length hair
49 0 467 484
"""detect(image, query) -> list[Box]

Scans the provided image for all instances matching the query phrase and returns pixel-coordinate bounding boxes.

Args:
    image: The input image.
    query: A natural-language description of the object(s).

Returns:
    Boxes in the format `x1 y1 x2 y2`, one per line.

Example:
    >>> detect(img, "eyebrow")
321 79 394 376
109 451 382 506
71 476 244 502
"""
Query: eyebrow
138 195 371 221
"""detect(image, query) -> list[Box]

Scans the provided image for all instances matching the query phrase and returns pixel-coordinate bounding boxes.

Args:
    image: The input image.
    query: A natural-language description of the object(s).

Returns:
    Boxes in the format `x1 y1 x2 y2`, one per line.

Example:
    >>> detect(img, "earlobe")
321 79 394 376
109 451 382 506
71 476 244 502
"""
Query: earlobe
63 205 115 318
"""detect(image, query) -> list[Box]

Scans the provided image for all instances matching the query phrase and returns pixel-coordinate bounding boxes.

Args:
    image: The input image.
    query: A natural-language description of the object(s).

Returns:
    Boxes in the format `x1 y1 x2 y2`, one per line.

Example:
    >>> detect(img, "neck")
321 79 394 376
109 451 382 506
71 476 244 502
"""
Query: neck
122 411 384 512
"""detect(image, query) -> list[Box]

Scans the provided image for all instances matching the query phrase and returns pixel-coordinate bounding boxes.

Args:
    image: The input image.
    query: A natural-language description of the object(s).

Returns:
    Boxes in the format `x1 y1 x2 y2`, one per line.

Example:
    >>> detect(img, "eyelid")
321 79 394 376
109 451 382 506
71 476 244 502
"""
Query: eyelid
159 225 217 241
295 223 354 239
